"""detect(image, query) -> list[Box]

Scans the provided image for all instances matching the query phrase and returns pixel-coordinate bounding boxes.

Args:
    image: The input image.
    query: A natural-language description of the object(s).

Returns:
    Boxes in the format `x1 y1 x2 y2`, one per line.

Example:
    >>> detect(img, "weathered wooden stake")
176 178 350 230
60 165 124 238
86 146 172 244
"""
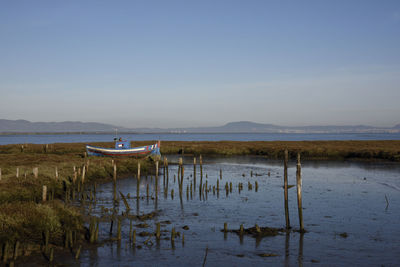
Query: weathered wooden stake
296 153 304 232
284 149 290 229
155 161 159 198
156 160 159 178
220 169 222 180
113 164 117 181
82 165 86 185
42 185 47 202
55 167 58 179
163 157 166 188
16 167 19 178
75 245 82 259
193 157 197 189
0 168 1 181
199 155 203 192
137 163 141 199
13 241 19 261
180 166 184 194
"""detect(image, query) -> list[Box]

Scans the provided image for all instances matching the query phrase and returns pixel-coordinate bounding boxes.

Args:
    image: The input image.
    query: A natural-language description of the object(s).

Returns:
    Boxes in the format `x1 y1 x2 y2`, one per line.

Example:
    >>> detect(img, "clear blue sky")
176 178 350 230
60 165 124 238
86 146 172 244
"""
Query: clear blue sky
1 0 399 128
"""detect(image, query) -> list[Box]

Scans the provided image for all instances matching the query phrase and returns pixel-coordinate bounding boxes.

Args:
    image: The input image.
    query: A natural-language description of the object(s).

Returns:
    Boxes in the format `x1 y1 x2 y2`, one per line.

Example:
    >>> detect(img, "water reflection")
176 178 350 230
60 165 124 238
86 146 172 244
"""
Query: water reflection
73 155 400 266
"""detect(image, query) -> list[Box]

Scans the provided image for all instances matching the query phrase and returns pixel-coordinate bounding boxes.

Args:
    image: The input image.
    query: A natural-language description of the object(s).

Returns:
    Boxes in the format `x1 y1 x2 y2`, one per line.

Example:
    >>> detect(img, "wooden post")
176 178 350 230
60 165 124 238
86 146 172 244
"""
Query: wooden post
199 155 203 192
16 167 19 178
156 161 159 178
163 157 166 188
296 153 304 232
137 163 140 199
0 168 1 181
155 161 159 198
82 165 86 185
193 157 196 190
55 167 58 179
180 166 184 195
165 157 169 187
220 169 222 180
42 185 47 202
113 164 117 181
284 149 290 229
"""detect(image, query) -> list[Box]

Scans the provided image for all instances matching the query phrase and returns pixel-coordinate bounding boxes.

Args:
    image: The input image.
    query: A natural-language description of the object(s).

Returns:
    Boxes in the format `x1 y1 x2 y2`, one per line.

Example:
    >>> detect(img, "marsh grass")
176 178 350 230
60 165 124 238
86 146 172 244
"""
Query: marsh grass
159 140 400 161
0 143 156 262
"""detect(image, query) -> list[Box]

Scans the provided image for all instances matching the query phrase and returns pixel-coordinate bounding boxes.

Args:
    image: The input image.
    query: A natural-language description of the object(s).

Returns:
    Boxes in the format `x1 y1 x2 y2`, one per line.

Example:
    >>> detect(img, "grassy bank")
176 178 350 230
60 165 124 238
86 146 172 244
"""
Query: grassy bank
0 144 155 264
159 140 400 161
2 140 400 161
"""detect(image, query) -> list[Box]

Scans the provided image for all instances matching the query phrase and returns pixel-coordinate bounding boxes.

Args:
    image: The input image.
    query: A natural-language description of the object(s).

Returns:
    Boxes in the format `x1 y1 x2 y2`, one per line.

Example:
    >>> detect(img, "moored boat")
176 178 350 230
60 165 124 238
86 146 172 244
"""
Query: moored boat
86 139 161 157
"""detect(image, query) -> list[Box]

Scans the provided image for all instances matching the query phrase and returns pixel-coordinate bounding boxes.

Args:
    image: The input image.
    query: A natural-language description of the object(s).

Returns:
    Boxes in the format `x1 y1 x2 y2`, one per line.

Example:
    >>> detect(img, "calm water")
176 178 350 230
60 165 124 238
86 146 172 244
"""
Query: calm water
1 132 400 145
66 156 400 266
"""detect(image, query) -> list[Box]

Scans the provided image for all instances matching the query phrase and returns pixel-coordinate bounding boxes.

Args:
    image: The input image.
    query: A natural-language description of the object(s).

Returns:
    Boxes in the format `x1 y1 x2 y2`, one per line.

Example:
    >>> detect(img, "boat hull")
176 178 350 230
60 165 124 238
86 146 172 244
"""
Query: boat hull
86 142 160 157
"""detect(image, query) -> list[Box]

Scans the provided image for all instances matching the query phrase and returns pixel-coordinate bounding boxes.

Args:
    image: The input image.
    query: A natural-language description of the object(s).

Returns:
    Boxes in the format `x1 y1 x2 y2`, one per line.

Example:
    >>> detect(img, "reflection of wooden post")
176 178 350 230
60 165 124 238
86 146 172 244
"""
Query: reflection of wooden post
296 153 304 232
156 222 161 240
284 149 290 229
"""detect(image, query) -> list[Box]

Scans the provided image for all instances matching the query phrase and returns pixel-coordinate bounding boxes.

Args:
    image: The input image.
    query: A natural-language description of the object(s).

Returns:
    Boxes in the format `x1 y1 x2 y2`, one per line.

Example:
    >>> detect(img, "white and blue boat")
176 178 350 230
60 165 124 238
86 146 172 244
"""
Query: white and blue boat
86 139 161 157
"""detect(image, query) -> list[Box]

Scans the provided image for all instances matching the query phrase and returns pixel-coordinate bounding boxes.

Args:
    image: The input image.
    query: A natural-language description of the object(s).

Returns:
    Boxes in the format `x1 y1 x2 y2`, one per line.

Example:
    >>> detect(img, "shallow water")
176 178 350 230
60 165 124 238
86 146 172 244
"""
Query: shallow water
72 156 400 266
2 132 400 145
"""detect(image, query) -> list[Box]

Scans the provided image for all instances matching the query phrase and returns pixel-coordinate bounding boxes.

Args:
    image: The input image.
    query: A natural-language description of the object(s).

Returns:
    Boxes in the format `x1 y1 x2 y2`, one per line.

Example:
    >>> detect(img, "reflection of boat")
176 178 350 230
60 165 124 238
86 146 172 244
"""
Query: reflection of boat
86 140 161 157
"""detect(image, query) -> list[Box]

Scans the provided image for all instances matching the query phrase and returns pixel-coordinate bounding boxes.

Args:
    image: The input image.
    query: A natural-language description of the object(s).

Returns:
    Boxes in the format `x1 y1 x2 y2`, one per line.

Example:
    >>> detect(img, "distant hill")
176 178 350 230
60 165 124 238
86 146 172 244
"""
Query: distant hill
1 119 399 134
167 121 389 133
0 119 122 133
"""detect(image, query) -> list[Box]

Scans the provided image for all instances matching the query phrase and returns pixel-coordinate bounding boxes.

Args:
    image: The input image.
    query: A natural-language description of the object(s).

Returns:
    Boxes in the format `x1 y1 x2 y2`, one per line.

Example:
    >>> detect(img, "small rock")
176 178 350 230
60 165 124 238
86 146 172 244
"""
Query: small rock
258 253 278 257
339 232 348 238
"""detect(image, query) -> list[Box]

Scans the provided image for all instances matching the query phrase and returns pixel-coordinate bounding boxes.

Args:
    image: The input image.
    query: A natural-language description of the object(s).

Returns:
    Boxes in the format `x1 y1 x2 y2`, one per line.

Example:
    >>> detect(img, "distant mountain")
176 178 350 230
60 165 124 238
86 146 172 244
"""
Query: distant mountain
0 119 123 133
1 119 399 134
163 121 390 134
